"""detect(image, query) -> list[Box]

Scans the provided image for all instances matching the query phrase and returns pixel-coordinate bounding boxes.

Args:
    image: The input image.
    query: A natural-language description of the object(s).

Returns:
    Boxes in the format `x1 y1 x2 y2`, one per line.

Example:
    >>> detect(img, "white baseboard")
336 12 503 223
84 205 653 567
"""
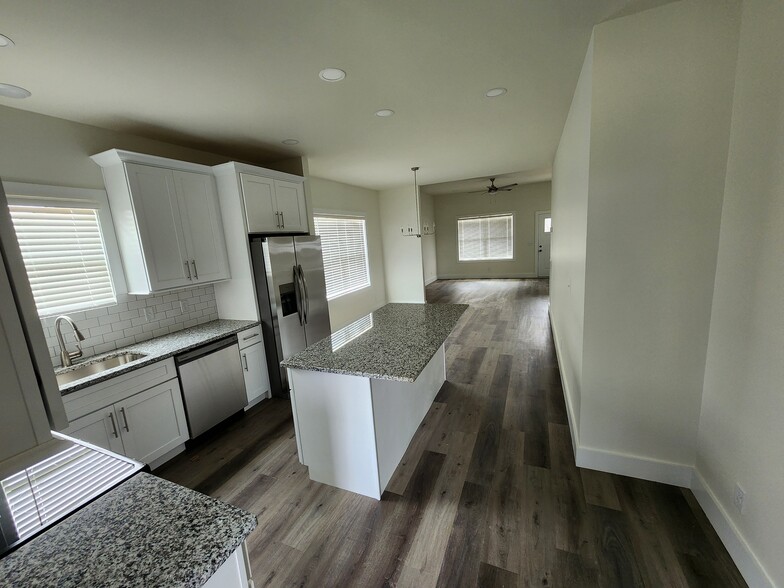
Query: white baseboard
424 275 438 286
548 307 580 451
436 272 537 280
576 445 694 487
691 471 776 588
549 308 774 588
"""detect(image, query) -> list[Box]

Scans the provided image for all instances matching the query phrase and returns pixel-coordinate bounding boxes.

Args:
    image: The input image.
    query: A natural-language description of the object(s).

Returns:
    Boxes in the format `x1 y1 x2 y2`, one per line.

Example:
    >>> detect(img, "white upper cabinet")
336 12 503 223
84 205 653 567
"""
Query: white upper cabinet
240 174 278 233
273 179 308 233
92 150 230 295
214 162 307 234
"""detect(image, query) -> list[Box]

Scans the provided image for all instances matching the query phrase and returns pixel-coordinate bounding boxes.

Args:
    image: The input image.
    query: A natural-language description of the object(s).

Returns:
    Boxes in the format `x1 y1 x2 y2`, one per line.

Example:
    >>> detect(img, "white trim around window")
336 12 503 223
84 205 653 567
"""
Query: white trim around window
2 182 128 317
457 212 515 262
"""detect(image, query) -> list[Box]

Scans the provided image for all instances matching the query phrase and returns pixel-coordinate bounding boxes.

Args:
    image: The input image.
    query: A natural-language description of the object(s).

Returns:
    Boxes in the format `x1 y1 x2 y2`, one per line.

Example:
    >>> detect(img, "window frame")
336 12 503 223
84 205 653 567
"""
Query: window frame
3 182 127 317
313 210 372 301
456 212 515 263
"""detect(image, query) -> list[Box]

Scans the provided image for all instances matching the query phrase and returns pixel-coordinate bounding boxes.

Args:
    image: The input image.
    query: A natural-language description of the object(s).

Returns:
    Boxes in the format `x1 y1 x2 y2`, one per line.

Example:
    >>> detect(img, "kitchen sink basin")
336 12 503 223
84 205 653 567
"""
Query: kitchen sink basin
56 353 146 386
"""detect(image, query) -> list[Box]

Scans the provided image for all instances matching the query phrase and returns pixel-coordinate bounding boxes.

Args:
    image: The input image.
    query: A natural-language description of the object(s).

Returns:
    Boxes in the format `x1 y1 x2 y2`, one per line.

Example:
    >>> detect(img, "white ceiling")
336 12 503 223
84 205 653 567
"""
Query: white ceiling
0 0 673 191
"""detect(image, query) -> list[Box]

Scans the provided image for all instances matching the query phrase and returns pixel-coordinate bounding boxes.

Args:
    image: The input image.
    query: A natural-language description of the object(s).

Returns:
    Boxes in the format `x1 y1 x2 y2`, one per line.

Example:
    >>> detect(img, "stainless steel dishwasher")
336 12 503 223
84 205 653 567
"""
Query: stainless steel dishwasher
175 335 247 438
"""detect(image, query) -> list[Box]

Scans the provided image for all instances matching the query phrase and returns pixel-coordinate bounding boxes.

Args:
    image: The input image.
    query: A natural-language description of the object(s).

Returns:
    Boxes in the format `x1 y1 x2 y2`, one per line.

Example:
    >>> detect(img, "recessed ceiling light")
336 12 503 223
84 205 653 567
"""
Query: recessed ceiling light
375 109 395 117
318 68 346 82
485 87 507 98
0 83 31 99
282 139 299 145
0 34 15 48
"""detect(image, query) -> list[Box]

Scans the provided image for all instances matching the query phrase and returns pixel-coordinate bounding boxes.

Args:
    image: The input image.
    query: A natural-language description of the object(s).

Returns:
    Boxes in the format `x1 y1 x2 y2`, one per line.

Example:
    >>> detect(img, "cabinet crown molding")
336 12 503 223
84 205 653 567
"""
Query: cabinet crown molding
91 149 215 175
212 161 304 183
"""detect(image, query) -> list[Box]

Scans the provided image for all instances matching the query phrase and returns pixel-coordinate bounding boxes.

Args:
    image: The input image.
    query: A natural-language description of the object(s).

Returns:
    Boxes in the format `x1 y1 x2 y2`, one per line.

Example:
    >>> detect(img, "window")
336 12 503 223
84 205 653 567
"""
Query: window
457 213 514 261
8 204 117 316
314 215 371 300
544 217 552 233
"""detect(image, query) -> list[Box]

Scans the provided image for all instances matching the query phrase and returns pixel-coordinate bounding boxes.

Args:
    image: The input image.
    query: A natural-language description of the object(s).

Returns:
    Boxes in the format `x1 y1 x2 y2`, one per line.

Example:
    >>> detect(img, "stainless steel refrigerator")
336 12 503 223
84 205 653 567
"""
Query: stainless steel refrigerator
250 236 331 397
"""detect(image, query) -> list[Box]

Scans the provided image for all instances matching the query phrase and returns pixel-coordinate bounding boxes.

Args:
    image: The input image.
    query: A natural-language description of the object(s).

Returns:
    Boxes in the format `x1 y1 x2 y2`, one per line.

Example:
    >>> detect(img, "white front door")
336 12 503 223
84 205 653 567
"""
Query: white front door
536 211 552 277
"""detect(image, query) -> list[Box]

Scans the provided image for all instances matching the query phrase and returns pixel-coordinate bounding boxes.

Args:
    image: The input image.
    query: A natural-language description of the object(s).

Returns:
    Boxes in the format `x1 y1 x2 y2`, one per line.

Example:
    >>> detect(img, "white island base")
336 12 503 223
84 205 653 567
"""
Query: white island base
288 345 446 499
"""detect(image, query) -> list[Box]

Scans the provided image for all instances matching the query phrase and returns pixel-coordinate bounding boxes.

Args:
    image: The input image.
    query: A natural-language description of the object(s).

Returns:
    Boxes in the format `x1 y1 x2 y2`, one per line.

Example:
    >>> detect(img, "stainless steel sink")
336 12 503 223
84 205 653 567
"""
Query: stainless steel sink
56 353 146 386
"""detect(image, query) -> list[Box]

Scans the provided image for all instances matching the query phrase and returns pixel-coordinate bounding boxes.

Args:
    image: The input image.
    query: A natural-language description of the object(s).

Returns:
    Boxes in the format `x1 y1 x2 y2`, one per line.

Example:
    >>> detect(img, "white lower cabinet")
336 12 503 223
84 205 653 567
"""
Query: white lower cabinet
65 408 125 455
64 374 188 467
114 380 188 464
203 542 252 588
239 342 270 405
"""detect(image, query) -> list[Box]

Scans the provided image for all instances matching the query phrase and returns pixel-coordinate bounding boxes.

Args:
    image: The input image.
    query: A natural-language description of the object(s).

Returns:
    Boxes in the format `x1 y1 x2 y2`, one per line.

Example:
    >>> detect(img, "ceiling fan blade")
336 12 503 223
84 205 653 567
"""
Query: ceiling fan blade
496 183 518 190
470 189 490 194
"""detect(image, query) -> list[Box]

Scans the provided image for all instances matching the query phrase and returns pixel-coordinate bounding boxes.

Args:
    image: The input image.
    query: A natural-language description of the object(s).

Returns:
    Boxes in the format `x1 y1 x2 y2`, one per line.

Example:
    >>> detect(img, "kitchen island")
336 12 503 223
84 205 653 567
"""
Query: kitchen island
281 302 467 499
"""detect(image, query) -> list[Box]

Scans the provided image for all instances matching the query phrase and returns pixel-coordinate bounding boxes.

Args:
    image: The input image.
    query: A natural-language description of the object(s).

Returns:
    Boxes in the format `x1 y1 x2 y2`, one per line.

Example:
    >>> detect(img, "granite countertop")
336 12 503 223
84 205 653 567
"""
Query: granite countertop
281 302 468 381
0 473 257 588
57 319 259 395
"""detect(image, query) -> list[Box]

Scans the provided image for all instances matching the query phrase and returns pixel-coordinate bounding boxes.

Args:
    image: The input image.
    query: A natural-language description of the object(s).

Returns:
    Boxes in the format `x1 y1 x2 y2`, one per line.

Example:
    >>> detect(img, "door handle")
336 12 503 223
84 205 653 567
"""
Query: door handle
119 407 130 432
108 412 118 438
242 353 248 371
293 265 304 326
298 265 309 324
184 261 192 280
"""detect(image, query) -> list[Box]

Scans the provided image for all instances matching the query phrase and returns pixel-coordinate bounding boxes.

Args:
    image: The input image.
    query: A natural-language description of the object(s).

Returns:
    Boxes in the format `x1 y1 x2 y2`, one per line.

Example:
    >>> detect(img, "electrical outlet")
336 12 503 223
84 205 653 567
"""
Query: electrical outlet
143 307 155 322
733 483 746 514
179 300 186 314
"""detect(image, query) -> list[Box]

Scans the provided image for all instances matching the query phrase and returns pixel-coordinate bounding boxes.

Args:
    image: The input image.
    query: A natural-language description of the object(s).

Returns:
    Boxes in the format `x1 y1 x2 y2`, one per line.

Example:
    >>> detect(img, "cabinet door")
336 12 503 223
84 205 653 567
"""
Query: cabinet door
274 180 308 233
241 174 279 233
115 379 188 465
240 342 270 405
64 409 125 455
173 170 230 283
125 163 190 290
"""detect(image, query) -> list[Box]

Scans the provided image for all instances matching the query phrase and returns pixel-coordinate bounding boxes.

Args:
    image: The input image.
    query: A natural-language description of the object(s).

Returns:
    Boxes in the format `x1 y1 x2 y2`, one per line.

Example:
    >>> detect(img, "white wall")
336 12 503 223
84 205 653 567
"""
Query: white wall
695 1 784 584
579 0 740 469
419 191 438 285
378 186 425 303
432 182 551 279
549 35 593 442
309 177 387 329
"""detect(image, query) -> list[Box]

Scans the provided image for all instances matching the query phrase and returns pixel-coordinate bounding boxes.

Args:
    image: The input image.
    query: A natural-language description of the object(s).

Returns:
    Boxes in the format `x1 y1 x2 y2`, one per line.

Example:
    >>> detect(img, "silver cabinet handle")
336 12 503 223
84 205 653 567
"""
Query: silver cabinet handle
191 260 199 280
184 261 192 280
275 211 280 228
242 353 248 371
108 412 118 438
119 407 130 432
280 211 284 228
242 332 259 341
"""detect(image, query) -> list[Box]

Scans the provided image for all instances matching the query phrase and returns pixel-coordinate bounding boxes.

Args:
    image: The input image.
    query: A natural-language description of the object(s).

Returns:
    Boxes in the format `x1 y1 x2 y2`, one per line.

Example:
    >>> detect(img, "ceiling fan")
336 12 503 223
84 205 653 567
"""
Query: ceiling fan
472 177 518 194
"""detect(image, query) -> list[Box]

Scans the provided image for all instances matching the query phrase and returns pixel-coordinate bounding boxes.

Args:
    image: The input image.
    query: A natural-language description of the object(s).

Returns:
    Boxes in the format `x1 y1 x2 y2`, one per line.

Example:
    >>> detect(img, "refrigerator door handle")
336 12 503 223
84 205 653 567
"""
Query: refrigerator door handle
298 265 310 324
293 265 304 326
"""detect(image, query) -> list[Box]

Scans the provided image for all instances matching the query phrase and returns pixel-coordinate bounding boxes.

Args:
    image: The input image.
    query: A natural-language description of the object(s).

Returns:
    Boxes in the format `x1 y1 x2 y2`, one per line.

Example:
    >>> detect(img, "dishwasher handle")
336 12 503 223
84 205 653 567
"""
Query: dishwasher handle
175 335 239 365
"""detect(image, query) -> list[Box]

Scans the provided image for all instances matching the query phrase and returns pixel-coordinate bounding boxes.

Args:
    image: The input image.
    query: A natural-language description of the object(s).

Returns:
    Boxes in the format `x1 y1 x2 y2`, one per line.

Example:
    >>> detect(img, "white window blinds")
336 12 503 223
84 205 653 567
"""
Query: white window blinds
1 444 135 541
9 204 117 316
314 215 371 300
457 214 514 261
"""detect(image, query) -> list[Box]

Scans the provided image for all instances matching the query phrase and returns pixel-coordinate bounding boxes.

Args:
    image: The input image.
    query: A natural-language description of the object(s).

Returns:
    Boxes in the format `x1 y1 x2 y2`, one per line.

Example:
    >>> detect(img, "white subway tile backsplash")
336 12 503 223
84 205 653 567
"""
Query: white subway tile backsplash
43 284 219 367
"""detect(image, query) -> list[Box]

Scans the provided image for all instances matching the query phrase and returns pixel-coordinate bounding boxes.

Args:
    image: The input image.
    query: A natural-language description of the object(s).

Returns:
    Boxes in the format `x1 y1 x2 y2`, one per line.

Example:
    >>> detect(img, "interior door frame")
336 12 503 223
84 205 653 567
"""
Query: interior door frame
535 210 552 278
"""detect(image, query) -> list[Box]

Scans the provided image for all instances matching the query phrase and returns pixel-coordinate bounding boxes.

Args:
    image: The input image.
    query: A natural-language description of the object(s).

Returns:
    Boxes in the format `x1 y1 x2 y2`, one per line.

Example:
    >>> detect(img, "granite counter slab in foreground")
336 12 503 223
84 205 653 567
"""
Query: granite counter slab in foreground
0 473 257 588
282 302 469 381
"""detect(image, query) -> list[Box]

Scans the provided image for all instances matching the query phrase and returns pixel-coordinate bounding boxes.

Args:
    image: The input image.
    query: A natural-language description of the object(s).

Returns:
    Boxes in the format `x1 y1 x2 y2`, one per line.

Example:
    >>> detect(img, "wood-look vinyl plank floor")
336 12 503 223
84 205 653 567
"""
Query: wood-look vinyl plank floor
157 278 747 587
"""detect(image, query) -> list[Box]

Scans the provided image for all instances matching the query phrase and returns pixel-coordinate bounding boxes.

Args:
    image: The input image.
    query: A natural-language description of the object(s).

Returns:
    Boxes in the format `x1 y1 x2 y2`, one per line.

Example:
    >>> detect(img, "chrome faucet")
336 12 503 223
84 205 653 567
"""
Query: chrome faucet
55 315 86 367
